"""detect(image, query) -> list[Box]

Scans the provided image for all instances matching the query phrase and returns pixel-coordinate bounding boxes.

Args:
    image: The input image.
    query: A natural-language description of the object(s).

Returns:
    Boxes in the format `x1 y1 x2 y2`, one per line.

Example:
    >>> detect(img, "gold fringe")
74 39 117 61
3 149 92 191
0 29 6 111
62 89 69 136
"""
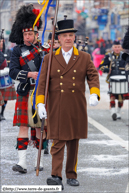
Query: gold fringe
30 88 37 119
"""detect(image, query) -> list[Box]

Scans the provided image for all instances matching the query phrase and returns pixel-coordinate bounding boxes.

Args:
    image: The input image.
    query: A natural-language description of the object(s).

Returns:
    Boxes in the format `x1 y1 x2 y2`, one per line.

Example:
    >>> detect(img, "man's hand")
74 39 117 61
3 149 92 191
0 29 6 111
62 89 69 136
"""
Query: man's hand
89 94 98 106
37 103 47 119
27 71 38 80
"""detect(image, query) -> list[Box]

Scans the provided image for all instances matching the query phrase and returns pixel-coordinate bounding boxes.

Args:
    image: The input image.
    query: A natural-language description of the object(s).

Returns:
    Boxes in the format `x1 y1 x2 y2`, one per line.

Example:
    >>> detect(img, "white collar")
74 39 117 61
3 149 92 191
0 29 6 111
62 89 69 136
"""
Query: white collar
62 47 73 56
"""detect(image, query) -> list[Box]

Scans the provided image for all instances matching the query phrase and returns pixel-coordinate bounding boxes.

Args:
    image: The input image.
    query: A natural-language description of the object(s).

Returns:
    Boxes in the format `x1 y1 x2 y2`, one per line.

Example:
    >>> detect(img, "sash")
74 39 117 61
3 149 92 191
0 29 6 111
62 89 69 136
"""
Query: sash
19 46 39 70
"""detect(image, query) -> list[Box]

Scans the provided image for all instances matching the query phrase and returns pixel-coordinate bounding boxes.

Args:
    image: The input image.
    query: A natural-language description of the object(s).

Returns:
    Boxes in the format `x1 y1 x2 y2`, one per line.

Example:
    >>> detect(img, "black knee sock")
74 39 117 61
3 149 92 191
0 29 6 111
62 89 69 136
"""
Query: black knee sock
1 101 7 116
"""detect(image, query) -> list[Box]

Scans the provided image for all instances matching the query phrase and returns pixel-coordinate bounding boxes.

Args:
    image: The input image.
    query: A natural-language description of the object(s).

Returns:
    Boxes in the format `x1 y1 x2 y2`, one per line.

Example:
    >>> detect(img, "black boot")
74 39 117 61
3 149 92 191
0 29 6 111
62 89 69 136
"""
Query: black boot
67 178 79 186
12 164 27 173
47 176 64 190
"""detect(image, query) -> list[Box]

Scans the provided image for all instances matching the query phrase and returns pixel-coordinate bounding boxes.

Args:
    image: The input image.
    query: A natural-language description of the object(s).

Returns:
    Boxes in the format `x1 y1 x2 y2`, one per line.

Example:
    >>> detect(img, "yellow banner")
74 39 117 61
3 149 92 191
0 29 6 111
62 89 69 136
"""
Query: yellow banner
33 0 49 28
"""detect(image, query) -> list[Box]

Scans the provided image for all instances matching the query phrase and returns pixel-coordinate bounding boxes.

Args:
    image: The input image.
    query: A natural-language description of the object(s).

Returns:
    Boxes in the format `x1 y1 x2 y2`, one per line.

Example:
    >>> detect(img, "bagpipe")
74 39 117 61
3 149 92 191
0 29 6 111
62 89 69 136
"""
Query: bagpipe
74 37 89 52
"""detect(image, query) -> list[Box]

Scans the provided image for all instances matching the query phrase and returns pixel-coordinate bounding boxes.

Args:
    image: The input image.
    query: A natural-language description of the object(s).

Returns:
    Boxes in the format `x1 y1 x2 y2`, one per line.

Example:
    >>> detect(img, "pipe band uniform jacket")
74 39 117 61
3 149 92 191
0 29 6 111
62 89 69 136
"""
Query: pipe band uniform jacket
99 51 125 75
9 44 41 82
37 46 100 140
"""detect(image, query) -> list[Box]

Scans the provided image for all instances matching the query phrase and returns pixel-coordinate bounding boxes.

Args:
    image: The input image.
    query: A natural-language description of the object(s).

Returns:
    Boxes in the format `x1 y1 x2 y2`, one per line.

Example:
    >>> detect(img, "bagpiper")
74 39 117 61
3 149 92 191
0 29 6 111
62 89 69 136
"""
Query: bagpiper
9 4 49 174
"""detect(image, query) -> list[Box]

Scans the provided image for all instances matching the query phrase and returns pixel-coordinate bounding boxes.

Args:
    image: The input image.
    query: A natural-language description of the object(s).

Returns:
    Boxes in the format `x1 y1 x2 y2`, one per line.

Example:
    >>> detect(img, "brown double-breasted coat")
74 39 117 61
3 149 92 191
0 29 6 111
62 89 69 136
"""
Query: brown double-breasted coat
37 46 100 140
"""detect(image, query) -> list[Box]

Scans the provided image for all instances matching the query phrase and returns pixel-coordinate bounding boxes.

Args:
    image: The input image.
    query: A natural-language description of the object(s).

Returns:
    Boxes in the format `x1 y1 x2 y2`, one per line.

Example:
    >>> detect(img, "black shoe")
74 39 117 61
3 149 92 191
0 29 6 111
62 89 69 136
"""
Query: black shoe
112 113 117 121
44 147 49 154
12 164 27 173
47 176 64 190
0 115 5 121
34 166 43 171
67 178 79 186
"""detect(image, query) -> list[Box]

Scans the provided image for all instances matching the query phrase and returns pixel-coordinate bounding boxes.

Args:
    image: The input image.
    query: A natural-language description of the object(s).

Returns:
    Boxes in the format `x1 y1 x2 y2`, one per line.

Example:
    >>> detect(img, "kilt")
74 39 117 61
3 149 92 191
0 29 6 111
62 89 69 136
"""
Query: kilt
123 93 129 100
0 91 4 106
0 85 16 101
13 93 30 127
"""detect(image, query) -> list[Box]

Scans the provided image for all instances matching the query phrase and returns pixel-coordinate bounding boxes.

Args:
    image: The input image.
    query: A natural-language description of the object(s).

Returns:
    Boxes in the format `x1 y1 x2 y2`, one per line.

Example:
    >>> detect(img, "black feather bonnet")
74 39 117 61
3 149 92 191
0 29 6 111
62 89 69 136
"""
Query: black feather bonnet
9 4 42 45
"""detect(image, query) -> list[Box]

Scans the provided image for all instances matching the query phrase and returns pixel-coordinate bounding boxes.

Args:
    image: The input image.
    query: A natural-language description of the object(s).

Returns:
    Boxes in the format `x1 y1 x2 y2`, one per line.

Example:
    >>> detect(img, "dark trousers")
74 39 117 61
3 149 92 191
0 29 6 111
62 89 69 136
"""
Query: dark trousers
50 139 79 179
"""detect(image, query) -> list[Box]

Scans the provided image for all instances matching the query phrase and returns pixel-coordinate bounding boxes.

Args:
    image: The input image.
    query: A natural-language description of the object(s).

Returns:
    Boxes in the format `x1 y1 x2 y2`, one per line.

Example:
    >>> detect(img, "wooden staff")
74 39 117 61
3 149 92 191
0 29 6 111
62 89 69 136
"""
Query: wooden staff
36 0 59 176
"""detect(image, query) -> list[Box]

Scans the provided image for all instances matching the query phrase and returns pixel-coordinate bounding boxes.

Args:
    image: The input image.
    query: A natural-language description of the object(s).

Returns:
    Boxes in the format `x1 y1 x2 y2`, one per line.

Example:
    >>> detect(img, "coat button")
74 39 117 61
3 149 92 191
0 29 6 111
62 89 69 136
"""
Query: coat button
72 77 75 80
61 90 64 92
60 83 63 85
73 70 76 73
72 90 75 93
60 76 63 79
73 83 75 86
57 69 60 72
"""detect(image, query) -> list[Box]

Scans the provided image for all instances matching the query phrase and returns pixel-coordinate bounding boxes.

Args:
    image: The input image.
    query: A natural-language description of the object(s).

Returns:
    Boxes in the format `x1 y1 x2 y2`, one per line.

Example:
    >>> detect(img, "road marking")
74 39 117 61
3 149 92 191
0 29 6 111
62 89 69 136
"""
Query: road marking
126 182 129 193
88 116 128 151
88 116 129 193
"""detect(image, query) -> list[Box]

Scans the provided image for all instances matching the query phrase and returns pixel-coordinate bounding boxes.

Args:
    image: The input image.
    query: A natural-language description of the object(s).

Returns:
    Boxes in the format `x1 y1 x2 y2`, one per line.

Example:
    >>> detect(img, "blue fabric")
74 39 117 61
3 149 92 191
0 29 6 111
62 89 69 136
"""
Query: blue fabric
42 0 53 45
33 0 55 109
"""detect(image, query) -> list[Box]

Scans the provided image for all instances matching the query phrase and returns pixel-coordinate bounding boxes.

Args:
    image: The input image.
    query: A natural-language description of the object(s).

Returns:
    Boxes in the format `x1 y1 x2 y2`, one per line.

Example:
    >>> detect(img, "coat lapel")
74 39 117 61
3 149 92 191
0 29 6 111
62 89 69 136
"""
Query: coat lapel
61 51 80 75
54 47 67 69
54 46 80 75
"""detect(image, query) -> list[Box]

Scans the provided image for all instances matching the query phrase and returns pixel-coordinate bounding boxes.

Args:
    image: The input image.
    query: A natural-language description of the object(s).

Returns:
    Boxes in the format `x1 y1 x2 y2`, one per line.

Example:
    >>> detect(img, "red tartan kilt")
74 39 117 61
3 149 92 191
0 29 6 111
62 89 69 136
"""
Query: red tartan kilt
0 85 16 101
0 91 4 106
123 93 129 100
13 93 30 127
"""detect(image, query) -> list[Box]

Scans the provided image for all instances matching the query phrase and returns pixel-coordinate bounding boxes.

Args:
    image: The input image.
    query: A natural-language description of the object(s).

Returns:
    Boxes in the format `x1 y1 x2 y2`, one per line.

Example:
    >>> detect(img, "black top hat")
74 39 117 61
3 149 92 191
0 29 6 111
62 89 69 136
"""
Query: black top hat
113 40 121 45
55 19 77 35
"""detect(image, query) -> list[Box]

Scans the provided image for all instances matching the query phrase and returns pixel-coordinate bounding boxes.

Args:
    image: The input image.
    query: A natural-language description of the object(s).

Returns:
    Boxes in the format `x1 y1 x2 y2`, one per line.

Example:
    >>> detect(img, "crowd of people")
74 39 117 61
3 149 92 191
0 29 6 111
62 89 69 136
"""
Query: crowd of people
74 37 115 76
0 3 129 190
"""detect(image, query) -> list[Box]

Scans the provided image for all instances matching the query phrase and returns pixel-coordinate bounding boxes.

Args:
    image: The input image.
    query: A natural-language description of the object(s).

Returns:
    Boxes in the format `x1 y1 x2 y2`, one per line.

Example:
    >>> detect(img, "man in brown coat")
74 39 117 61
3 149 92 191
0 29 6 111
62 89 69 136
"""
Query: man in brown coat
37 18 100 190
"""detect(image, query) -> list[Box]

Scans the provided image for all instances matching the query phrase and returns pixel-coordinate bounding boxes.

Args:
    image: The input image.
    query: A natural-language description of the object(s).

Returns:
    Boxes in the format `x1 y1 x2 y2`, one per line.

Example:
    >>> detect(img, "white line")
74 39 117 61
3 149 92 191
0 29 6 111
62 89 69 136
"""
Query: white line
88 116 129 193
88 116 129 151
125 182 129 193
